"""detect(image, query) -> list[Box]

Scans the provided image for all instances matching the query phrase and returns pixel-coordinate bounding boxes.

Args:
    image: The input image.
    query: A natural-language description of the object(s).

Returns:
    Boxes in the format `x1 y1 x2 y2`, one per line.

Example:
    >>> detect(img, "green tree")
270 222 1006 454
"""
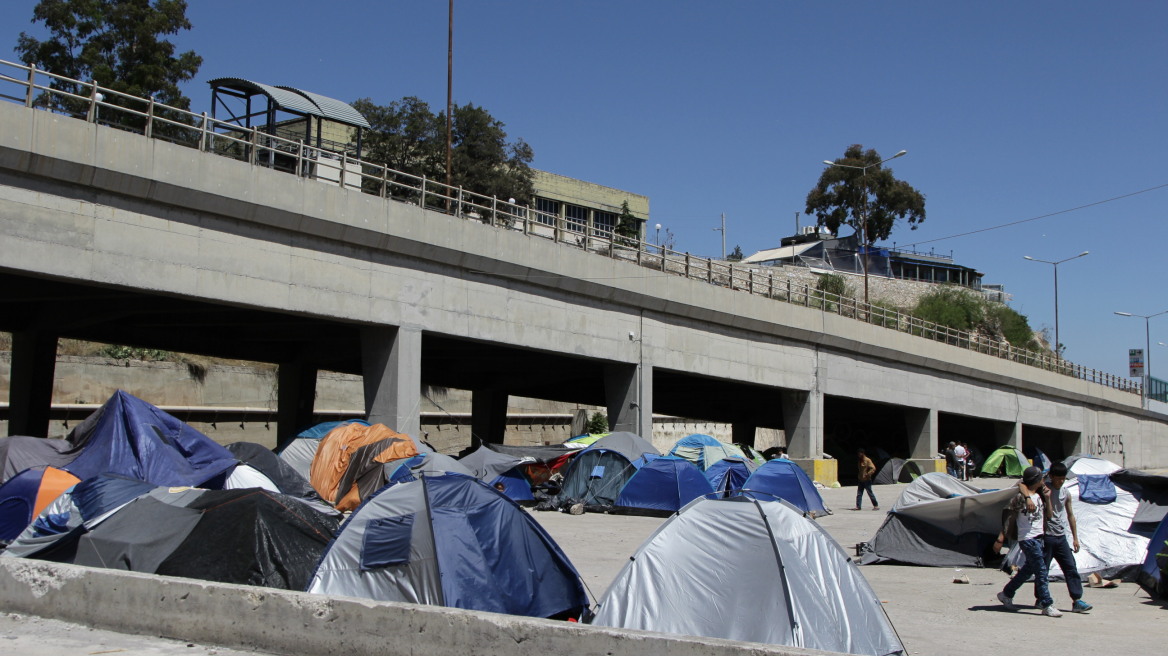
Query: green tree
805 144 926 245
446 102 534 206
356 98 534 211
912 286 1039 350
352 96 443 200
727 245 744 261
614 200 640 244
585 412 609 434
16 0 202 114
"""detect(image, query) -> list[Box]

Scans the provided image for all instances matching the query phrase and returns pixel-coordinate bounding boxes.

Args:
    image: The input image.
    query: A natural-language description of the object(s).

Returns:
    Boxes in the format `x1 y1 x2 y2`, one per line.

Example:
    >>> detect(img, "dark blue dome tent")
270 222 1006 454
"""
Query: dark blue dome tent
705 457 758 497
740 458 831 516
308 473 589 619
615 456 714 515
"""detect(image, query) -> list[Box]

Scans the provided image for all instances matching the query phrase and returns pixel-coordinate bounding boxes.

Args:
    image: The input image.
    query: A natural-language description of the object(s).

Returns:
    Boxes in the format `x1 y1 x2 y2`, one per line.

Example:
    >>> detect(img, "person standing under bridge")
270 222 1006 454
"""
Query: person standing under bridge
853 449 878 511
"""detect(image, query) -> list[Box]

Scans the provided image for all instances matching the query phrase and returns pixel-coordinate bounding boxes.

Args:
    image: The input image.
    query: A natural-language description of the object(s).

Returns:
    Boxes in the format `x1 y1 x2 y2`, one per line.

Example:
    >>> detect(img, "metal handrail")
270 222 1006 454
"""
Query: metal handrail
0 58 1142 397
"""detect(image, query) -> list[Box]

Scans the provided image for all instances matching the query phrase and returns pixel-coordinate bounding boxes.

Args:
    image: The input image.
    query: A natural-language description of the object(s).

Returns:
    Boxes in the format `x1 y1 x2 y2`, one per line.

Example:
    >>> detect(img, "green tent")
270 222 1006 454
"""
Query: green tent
979 445 1029 477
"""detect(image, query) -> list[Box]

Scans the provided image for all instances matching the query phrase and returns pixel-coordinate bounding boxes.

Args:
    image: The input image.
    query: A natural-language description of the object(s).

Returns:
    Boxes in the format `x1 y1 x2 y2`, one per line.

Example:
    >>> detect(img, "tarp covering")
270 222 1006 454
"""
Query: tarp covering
667 434 748 470
0 437 76 483
277 419 370 481
741 459 830 516
1110 468 1168 525
704 457 757 496
860 473 1016 567
50 487 340 590
979 445 1029 477
62 391 237 488
309 423 418 511
309 474 588 618
0 466 80 542
592 496 905 655
615 457 714 514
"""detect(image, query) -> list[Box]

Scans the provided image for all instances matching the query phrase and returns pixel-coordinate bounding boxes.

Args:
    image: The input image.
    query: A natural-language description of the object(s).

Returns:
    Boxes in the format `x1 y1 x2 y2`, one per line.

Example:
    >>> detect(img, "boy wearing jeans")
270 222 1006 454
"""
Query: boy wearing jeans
1044 462 1092 613
996 466 1061 617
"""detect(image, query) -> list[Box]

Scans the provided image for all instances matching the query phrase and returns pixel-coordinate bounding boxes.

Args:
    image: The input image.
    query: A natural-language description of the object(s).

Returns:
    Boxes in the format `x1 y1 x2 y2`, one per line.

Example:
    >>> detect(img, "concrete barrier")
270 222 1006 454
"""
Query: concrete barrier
0 558 833 656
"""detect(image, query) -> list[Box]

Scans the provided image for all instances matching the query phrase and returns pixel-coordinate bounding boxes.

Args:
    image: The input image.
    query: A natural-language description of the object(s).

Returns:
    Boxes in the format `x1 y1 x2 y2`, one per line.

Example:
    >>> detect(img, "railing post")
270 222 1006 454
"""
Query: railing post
457 187 464 218
380 165 388 197
145 97 155 138
490 196 497 227
249 127 257 165
684 253 691 278
295 139 304 176
25 63 36 107
199 112 208 152
419 177 427 208
86 81 99 122
340 153 348 187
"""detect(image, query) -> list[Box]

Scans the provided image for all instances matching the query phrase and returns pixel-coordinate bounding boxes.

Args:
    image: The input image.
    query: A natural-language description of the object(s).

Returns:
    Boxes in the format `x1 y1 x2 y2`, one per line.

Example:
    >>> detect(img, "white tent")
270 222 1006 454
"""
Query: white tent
592 495 904 656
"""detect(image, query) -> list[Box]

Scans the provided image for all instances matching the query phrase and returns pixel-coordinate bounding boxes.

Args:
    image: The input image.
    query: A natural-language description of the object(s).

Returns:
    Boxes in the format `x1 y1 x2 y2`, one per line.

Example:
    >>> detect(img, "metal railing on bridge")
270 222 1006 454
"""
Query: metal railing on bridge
0 59 1141 398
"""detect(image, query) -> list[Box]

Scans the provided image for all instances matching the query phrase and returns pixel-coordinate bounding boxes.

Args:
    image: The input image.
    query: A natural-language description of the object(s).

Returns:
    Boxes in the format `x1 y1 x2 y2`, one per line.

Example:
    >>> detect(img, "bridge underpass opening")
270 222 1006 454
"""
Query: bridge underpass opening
824 397 911 484
937 413 1006 475
1022 425 1080 466
651 369 785 450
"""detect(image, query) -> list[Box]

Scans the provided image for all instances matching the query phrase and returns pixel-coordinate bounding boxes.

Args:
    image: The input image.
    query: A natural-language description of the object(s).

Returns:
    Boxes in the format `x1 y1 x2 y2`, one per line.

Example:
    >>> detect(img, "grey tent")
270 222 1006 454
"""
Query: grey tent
587 432 660 461
874 458 923 485
0 436 76 483
307 473 588 619
592 495 904 655
860 472 1016 567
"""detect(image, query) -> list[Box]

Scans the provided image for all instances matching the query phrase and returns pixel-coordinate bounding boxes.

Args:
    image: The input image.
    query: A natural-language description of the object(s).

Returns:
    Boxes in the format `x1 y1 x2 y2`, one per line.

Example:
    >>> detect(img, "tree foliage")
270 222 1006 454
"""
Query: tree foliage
16 0 202 112
912 286 1038 350
805 144 926 245
352 97 534 207
585 412 609 434
615 200 639 244
727 245 744 261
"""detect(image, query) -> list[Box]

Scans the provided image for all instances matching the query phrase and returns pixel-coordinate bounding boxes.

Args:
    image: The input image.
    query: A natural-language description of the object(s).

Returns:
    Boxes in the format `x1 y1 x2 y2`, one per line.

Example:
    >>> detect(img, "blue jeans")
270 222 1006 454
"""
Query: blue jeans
1003 537 1053 608
1043 534 1084 601
856 480 878 508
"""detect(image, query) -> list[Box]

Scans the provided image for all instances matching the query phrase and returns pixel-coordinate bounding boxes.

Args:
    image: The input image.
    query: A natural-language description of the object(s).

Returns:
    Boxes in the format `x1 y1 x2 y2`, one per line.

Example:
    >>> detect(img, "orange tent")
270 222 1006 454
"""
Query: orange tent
309 423 418 511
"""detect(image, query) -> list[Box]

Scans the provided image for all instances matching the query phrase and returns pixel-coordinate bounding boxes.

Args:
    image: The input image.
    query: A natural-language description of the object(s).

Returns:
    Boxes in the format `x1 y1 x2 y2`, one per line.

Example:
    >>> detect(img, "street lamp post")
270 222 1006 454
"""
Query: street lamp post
822 149 907 305
1023 251 1089 355
1114 309 1168 408
655 223 662 250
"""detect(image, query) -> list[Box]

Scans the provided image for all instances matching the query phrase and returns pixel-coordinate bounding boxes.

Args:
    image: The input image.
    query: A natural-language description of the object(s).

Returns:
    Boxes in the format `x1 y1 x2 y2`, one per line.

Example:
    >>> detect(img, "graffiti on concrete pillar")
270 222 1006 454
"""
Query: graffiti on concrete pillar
1088 434 1124 466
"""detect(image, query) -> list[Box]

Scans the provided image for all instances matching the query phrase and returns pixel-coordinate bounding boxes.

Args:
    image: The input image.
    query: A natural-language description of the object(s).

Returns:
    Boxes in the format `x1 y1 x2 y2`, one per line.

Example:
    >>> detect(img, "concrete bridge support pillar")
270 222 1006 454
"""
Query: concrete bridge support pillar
276 360 318 450
361 325 422 439
781 389 823 459
471 389 509 445
905 407 939 460
996 420 1021 447
605 363 652 437
8 330 58 437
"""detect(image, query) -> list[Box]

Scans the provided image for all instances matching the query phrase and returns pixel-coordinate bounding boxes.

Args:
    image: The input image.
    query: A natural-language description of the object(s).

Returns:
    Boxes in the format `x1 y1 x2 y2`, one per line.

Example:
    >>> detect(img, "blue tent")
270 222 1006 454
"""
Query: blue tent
705 457 757 496
457 444 535 502
1138 514 1168 598
63 391 237 488
741 459 831 516
615 457 714 515
309 473 589 619
294 419 370 440
667 434 747 470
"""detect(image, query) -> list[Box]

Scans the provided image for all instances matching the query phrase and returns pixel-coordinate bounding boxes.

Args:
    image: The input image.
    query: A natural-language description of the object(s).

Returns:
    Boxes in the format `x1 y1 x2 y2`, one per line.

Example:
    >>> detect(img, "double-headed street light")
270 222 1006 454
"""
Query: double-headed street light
822 149 907 305
1114 309 1168 408
1023 251 1089 355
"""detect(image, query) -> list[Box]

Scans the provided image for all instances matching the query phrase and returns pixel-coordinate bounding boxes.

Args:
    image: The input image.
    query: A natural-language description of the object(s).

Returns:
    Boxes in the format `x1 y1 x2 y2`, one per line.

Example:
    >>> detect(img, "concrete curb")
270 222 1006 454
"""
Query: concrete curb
0 558 834 656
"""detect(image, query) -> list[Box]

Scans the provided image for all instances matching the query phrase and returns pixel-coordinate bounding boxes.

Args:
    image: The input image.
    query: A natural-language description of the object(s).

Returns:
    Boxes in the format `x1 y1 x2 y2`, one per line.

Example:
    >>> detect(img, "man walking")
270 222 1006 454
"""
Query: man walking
996 466 1061 617
854 448 878 511
1044 462 1092 613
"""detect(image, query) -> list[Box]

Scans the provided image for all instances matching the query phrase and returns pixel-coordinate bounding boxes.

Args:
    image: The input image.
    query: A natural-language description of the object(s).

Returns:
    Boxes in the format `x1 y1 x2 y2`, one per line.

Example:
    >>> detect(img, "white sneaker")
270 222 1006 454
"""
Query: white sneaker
997 592 1017 611
1042 605 1063 617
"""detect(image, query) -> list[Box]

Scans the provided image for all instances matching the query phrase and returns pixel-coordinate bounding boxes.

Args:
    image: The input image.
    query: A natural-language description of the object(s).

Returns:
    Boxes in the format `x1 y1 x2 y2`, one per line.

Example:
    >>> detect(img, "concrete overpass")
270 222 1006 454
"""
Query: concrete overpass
1 97 1165 479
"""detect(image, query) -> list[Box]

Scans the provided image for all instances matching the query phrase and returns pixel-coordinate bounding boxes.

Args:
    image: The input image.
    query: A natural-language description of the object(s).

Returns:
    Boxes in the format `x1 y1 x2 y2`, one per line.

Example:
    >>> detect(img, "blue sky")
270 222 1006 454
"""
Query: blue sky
4 1 1166 380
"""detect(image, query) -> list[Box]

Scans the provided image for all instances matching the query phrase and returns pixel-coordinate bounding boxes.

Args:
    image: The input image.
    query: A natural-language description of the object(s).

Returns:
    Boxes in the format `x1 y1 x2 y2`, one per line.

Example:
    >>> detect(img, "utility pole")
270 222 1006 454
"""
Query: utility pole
445 0 454 205
713 212 726 259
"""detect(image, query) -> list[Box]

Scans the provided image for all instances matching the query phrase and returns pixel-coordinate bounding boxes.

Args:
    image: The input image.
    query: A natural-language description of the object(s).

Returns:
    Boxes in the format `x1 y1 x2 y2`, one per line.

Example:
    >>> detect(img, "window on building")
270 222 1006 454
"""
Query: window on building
593 210 616 237
564 204 588 233
535 198 560 226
